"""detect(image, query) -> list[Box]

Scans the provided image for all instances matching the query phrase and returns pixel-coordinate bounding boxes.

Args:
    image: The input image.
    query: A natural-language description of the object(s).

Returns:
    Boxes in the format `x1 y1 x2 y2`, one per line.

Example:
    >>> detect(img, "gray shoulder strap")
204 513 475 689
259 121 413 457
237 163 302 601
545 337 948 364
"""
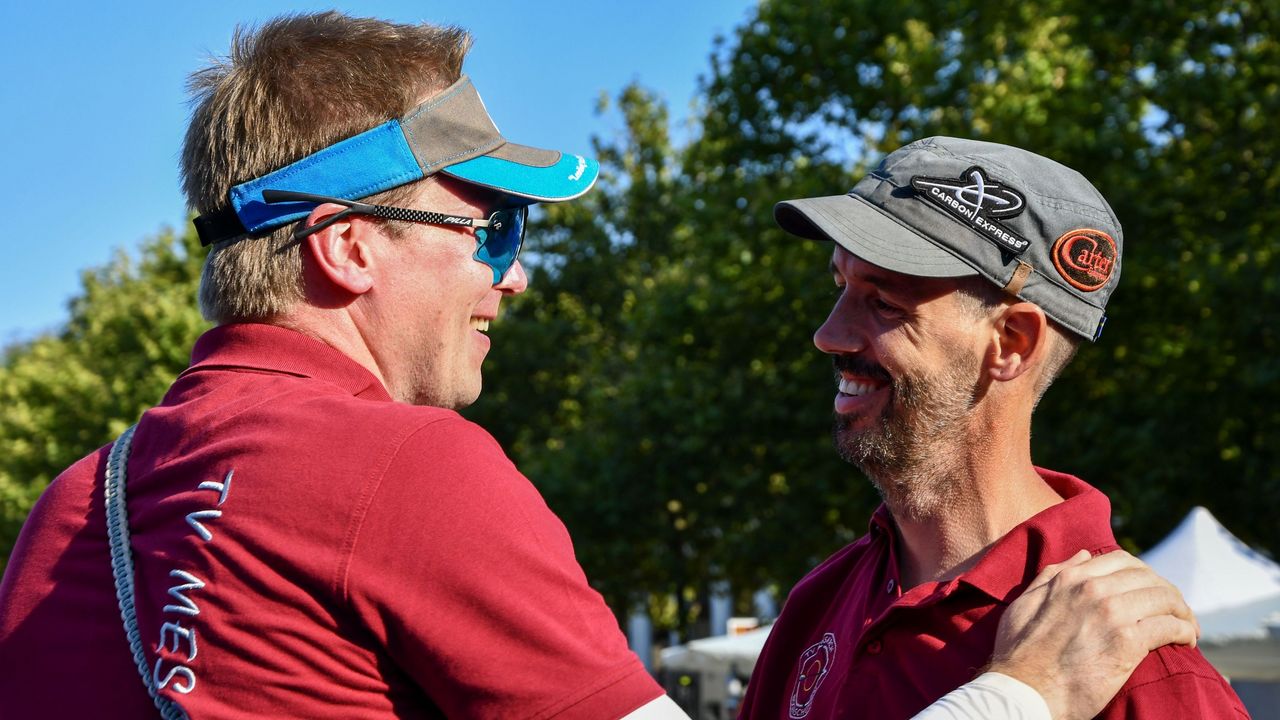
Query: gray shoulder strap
105 424 190 720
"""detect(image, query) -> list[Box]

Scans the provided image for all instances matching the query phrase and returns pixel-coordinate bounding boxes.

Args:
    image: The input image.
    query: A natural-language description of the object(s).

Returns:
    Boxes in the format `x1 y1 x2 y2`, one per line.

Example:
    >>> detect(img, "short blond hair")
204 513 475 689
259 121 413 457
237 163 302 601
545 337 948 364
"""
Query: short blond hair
181 12 471 323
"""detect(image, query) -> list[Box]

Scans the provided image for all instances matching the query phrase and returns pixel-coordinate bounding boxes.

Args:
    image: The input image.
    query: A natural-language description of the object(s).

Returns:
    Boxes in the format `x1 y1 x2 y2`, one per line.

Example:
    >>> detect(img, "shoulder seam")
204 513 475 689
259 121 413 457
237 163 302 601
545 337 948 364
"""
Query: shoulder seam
1109 666 1246 716
332 413 466 603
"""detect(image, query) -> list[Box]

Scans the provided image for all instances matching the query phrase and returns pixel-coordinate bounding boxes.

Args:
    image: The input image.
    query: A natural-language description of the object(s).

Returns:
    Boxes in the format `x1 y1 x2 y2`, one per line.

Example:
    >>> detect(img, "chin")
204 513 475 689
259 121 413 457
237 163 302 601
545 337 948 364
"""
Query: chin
423 384 481 411
451 376 484 410
454 389 482 410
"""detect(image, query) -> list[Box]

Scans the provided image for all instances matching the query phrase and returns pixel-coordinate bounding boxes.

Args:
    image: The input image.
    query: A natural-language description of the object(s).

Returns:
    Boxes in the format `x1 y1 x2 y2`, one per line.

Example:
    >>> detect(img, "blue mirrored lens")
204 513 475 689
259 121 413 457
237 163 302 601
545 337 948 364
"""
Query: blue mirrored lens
473 207 526 284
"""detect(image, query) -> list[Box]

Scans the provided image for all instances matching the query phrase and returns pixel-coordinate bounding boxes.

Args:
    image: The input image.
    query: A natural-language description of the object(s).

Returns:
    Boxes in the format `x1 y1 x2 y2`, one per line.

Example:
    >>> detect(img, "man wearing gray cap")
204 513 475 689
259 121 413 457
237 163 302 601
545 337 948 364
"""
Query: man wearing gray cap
740 137 1248 719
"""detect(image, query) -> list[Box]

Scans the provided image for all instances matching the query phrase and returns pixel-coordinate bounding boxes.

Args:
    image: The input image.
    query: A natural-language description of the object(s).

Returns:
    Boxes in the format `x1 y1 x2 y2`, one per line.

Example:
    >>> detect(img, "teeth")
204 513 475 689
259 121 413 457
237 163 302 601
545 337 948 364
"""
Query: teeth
839 378 879 396
470 318 490 332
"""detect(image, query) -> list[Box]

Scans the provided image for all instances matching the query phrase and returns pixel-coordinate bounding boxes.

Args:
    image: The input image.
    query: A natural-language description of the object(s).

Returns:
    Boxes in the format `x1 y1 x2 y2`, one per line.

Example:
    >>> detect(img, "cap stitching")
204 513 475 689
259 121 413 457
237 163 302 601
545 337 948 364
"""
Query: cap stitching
419 137 507 172
400 75 506 172
912 143 1118 229
839 194 980 271
402 75 474 123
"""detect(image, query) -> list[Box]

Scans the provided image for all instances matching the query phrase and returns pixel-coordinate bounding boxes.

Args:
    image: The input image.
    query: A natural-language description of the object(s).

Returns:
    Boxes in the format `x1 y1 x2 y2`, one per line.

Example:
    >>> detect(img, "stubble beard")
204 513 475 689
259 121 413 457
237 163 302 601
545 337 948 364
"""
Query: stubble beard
390 339 479 410
402 364 480 410
833 354 981 522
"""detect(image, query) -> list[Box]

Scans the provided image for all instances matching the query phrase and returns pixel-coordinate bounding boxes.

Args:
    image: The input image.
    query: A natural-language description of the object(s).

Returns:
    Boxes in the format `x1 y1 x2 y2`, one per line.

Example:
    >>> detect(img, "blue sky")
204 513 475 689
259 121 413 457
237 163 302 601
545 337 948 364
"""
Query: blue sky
0 1 757 346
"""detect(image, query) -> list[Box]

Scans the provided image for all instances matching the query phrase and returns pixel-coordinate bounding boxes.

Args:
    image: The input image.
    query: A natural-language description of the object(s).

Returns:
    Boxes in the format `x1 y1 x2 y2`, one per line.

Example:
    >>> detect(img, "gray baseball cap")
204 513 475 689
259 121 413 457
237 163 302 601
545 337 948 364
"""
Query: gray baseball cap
775 136 1123 341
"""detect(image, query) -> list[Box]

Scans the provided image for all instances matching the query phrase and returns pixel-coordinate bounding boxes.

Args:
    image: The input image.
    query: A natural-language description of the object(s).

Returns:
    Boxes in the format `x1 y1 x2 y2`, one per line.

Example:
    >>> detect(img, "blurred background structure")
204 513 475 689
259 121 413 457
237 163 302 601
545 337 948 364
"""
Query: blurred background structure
2 1 1276 717
1140 507 1280 715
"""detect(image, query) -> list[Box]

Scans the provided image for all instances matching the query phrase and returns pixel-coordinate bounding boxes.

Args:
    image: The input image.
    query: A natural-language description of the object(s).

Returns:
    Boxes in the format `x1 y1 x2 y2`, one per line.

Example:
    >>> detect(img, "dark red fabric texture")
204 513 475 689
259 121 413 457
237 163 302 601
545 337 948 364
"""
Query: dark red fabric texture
738 470 1249 720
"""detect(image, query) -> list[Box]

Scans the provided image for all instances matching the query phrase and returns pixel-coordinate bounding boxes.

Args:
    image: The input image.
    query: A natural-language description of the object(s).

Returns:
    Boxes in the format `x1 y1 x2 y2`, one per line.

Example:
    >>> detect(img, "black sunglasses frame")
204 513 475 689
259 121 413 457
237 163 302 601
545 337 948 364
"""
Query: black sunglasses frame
261 189 524 241
262 189 528 284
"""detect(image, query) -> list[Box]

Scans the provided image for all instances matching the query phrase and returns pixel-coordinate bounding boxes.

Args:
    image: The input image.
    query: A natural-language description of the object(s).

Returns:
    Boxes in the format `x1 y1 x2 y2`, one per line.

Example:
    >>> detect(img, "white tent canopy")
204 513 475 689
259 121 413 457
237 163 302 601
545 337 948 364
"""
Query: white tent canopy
659 624 773 674
1139 506 1280 618
1140 506 1280 691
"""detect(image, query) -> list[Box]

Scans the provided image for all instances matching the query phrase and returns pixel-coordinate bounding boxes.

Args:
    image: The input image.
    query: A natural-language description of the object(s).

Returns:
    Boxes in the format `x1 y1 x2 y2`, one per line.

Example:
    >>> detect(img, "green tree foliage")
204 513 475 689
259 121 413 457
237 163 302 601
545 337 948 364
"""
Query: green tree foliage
701 0 1278 552
0 228 208 571
472 0 1279 628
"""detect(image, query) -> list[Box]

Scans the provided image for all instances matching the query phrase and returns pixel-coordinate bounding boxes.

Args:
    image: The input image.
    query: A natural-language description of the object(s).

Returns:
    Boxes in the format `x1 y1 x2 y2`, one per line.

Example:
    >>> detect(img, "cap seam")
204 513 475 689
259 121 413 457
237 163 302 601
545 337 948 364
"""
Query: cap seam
402 75 473 123
1021 261 1109 309
910 143 1118 228
419 137 507 172
1025 195 1115 225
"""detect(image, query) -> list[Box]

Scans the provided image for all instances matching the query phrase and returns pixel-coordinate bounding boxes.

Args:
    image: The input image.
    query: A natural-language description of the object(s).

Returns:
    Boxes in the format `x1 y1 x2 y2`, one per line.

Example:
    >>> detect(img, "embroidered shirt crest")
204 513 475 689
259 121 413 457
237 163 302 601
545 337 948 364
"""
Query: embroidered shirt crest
789 633 837 719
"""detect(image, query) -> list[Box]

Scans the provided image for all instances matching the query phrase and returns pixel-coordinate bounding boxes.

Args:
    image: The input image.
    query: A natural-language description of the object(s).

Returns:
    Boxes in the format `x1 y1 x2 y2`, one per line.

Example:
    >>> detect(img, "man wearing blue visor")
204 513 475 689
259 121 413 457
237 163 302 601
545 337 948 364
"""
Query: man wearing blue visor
0 12 1196 720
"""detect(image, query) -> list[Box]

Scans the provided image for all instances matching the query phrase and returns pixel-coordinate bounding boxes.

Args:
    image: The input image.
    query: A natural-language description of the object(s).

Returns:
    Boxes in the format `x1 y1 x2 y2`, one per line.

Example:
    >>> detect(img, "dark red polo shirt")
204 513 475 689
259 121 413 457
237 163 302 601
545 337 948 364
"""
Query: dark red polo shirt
0 323 661 719
738 470 1249 719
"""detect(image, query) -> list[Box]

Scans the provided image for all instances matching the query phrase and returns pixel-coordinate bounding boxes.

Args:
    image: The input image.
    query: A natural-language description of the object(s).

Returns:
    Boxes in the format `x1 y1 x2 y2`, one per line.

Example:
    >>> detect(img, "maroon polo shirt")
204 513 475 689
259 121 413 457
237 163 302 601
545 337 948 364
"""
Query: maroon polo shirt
0 323 661 719
739 469 1248 719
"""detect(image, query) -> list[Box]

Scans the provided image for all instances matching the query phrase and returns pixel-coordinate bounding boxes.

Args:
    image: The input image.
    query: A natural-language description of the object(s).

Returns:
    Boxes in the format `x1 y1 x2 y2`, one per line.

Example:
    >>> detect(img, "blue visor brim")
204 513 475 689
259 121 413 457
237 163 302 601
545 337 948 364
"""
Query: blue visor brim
441 149 599 204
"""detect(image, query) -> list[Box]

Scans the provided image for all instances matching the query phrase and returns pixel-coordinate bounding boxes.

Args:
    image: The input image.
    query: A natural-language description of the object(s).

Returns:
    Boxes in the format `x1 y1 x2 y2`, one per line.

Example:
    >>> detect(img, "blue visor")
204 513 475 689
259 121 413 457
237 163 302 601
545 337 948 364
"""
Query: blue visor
195 75 599 246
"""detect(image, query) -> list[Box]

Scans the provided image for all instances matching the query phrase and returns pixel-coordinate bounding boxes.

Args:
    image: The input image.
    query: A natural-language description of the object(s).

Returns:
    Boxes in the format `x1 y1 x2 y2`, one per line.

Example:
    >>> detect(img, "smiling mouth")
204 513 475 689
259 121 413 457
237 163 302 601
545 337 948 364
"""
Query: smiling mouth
838 376 887 397
469 317 491 332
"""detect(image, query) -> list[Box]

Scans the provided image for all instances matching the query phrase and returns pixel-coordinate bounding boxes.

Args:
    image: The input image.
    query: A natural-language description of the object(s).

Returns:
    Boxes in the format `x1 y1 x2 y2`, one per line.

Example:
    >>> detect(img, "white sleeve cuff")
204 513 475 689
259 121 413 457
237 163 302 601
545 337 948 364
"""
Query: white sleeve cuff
912 672 1052 720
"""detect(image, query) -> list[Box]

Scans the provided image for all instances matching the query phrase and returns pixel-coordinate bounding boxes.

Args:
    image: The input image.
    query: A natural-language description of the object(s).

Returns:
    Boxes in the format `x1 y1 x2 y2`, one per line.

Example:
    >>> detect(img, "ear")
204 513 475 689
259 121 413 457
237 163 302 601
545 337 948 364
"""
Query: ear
303 204 376 296
988 302 1048 383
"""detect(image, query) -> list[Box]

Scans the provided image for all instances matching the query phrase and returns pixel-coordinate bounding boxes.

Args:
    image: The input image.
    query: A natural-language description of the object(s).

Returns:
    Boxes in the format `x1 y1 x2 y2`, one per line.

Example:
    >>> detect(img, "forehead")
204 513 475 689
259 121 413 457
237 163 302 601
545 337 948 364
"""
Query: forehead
828 246 965 303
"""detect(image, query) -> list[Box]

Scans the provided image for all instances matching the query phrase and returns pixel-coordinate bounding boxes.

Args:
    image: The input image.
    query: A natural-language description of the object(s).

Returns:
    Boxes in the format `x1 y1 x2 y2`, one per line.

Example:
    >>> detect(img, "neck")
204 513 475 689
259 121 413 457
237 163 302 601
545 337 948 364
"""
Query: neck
269 305 390 392
878 413 1062 589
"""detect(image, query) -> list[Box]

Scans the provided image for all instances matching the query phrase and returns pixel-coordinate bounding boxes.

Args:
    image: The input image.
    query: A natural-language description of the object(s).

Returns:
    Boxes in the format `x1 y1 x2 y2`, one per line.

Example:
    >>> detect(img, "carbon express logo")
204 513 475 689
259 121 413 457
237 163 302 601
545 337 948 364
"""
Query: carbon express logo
789 633 837 719
910 166 1031 255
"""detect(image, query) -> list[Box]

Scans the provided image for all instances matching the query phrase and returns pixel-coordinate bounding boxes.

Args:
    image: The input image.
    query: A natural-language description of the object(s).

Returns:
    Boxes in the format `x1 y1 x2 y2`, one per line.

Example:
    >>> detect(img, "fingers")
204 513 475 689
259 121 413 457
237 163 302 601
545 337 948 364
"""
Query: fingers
1020 549 1199 648
1134 613 1199 651
1064 564 1195 622
1060 566 1200 650
1045 551 1192 613
1097 582 1194 627
1060 549 1145 578
1025 548 1091 593
1030 549 1146 595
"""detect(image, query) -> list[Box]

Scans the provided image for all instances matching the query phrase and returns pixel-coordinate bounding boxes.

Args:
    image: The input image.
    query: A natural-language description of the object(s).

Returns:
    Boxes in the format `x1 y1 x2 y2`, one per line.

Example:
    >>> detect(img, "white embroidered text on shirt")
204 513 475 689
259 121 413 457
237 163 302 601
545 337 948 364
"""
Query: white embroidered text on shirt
151 469 233 696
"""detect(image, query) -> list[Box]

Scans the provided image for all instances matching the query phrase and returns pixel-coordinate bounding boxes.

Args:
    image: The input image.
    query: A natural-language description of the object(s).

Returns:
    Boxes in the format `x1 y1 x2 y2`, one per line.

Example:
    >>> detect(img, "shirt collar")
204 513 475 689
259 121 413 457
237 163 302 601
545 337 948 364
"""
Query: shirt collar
181 323 393 402
868 469 1117 604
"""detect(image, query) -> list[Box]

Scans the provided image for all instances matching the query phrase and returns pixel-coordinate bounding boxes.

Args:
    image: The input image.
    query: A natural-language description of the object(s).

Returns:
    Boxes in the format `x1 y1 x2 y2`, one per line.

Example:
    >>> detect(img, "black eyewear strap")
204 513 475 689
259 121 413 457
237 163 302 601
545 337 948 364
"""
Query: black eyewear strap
260 189 520 241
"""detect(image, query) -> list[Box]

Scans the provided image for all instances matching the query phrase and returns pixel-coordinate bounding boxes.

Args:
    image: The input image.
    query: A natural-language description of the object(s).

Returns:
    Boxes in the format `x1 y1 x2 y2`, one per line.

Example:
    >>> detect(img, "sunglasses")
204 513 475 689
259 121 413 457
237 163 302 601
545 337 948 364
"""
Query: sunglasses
262 189 528 285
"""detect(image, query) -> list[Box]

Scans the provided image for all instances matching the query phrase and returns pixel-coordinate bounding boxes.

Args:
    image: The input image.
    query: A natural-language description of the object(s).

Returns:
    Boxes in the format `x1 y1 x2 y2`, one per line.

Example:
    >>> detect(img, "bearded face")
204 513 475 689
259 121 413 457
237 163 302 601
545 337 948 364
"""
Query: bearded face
831 348 982 518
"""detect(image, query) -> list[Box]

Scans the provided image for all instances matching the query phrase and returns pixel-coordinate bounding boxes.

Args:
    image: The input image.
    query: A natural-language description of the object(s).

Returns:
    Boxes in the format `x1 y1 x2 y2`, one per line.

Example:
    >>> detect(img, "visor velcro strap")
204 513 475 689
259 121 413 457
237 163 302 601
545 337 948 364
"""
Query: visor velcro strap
194 206 250 247
1003 260 1034 297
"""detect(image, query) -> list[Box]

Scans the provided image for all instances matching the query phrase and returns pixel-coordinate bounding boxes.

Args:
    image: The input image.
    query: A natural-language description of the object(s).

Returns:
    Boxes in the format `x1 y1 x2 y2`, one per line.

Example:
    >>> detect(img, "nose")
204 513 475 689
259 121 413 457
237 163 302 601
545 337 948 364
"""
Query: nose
494 259 529 295
813 293 865 355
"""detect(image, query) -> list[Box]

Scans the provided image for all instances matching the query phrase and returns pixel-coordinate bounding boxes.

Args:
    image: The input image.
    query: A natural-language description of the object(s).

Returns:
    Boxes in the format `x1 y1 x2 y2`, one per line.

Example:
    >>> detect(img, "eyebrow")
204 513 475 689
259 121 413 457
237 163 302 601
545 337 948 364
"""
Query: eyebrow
830 259 916 302
829 259 896 284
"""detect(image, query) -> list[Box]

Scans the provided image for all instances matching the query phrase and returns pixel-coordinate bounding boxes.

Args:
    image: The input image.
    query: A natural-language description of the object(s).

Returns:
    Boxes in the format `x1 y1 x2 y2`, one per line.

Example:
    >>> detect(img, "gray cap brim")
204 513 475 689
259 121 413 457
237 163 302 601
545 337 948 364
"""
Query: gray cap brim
775 194 977 278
